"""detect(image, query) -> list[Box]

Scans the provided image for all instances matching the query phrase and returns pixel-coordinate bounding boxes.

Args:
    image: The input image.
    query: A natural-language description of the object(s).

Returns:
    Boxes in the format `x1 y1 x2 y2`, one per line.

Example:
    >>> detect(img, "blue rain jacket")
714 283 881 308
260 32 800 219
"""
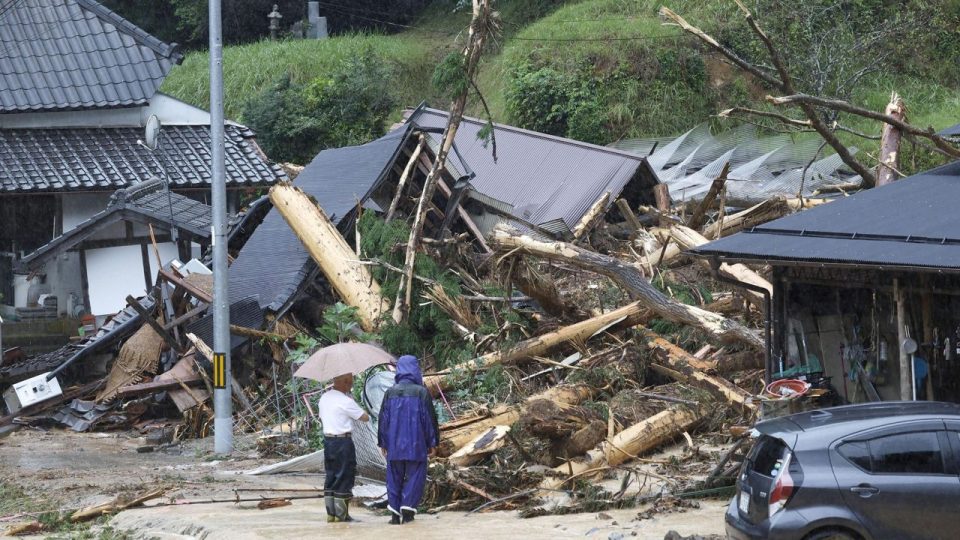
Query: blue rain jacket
377 355 439 462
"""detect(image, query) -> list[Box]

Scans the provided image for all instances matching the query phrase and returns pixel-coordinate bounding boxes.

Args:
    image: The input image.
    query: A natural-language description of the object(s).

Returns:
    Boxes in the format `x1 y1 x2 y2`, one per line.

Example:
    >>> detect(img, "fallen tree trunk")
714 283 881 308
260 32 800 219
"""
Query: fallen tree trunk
669 225 771 307
542 405 703 489
686 162 729 230
438 384 593 456
423 301 648 394
270 184 390 332
490 225 763 350
639 329 756 411
702 197 827 238
448 425 511 467
572 192 610 240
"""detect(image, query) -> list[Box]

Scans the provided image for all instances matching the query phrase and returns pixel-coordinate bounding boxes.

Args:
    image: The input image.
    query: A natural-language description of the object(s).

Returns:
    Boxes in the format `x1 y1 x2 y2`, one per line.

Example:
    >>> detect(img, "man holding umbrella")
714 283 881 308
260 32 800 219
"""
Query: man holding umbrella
318 372 368 522
377 355 439 524
295 342 394 523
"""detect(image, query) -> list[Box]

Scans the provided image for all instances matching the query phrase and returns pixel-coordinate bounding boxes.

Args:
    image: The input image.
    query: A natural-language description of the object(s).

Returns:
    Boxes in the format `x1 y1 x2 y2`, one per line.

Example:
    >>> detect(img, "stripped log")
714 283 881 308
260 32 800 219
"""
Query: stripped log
270 183 390 332
542 405 703 489
703 197 827 238
669 224 771 307
438 384 593 456
448 425 511 467
876 92 906 187
639 329 756 411
423 301 648 394
490 225 763 349
572 192 610 240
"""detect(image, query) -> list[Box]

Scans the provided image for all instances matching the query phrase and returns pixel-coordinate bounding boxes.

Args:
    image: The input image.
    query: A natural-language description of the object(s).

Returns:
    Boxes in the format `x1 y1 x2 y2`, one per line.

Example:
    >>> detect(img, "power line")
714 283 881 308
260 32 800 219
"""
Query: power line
510 33 683 42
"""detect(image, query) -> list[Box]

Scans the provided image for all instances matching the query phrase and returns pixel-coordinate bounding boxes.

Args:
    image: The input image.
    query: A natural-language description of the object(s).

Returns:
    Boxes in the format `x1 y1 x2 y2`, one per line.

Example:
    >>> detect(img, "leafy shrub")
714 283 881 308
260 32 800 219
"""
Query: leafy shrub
242 48 396 163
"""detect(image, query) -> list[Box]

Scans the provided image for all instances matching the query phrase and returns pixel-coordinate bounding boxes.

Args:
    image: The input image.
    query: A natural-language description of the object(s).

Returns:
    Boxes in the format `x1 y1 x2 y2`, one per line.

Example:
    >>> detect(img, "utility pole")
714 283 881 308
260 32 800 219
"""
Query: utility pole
209 0 232 453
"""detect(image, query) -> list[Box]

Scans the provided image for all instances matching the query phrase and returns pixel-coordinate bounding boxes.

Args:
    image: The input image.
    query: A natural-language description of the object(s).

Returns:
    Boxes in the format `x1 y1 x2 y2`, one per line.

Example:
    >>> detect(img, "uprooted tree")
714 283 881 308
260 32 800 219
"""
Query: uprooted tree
660 1 960 188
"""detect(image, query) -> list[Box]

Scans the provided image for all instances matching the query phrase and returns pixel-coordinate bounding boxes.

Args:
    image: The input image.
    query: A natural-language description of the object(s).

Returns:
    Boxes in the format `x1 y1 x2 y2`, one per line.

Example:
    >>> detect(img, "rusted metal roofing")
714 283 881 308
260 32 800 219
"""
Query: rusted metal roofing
406 106 646 236
0 0 182 113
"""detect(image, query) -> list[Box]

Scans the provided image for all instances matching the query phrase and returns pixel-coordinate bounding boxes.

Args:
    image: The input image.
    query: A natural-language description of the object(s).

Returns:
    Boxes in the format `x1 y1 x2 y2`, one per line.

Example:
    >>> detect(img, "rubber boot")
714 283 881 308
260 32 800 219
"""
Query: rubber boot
401 509 415 523
334 497 355 522
389 514 401 525
325 496 337 523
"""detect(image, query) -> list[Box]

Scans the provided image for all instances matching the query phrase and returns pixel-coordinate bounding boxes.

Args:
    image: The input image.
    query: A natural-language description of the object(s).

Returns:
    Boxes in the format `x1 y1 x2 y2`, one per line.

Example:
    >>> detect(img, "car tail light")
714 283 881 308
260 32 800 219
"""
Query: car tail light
768 452 795 515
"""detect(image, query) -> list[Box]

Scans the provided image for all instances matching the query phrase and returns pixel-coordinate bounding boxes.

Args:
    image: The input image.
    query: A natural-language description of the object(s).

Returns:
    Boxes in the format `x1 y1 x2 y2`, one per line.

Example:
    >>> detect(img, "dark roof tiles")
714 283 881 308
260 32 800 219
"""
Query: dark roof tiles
0 124 285 192
692 161 960 271
0 0 182 113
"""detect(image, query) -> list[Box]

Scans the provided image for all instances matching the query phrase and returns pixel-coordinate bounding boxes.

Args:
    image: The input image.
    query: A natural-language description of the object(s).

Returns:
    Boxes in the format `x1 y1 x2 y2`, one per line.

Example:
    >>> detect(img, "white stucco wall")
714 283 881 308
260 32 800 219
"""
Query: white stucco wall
84 242 178 316
0 94 211 129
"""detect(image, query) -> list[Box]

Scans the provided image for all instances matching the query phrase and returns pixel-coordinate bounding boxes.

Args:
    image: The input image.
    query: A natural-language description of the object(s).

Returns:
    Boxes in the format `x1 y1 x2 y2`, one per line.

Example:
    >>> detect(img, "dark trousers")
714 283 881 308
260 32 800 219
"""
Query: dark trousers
323 437 357 499
386 459 427 514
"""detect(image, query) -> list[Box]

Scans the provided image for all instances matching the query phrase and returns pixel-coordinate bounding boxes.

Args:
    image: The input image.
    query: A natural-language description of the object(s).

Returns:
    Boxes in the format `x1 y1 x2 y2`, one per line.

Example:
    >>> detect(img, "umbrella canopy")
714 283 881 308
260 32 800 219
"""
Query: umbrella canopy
293 342 394 383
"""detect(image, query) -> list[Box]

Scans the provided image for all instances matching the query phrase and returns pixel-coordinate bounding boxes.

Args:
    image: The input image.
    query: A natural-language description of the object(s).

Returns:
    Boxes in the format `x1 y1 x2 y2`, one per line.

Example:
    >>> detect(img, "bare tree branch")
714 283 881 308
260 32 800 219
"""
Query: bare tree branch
767 94 960 158
718 107 812 128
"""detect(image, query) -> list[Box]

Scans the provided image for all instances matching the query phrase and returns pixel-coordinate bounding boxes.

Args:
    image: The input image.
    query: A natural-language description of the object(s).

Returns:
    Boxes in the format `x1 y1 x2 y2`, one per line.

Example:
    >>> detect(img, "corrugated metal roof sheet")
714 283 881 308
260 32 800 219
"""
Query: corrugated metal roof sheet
407 107 644 235
228 127 411 312
0 0 182 113
0 124 285 193
692 160 960 271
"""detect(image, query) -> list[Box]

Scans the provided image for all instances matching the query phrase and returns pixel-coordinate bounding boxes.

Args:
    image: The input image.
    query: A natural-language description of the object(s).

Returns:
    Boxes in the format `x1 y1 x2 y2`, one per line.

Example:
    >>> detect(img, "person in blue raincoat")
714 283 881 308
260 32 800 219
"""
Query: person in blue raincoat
377 355 439 524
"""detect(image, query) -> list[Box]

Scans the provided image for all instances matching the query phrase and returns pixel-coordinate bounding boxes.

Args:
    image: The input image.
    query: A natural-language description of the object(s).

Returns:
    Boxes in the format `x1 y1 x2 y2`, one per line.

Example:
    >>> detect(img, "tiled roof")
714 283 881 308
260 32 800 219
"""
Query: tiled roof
0 0 182 113
17 178 215 272
0 124 286 193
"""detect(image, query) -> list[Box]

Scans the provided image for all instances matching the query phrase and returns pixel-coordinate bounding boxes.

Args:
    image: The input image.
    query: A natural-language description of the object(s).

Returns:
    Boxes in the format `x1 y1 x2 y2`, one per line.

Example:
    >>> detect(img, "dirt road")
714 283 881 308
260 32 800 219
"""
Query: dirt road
0 429 727 539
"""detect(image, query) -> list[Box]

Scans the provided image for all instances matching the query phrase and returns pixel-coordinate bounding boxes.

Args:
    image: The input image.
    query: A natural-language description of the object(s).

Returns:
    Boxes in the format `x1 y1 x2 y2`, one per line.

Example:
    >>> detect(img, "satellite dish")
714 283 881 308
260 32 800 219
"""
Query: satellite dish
901 338 918 355
143 115 161 151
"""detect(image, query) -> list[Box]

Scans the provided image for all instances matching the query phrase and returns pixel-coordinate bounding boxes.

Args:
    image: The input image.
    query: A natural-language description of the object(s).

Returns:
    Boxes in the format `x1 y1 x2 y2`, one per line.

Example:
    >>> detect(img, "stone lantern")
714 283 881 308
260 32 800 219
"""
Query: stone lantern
268 5 282 40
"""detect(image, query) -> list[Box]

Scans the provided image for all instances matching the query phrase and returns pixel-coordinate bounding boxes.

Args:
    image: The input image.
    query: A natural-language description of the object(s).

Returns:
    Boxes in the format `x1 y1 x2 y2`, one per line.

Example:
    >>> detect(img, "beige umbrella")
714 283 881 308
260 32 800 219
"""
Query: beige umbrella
293 342 394 383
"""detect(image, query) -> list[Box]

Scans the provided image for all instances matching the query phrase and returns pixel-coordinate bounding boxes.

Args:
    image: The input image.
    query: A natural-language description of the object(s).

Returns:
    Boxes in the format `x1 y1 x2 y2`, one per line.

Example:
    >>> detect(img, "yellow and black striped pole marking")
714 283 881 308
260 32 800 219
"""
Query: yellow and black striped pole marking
213 352 227 389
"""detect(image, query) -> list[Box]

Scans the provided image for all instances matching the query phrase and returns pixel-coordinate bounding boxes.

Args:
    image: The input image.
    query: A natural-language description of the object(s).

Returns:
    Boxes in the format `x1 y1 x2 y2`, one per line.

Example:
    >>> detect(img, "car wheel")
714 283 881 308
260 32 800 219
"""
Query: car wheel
804 528 860 540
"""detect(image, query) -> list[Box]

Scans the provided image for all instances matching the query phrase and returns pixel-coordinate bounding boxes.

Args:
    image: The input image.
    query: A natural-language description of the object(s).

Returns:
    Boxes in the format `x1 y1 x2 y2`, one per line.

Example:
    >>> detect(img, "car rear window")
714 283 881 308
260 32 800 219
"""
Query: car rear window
839 431 945 474
747 435 790 476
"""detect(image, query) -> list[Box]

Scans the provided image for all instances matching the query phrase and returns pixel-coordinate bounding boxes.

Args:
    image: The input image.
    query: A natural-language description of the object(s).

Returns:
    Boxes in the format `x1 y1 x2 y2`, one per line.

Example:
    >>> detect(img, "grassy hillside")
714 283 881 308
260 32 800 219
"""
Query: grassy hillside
161 0 960 171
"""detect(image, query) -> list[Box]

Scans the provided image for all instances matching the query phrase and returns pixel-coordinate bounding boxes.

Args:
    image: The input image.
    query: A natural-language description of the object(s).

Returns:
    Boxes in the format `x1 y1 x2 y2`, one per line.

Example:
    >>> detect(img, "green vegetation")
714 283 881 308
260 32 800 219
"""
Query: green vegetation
160 0 960 174
243 48 398 162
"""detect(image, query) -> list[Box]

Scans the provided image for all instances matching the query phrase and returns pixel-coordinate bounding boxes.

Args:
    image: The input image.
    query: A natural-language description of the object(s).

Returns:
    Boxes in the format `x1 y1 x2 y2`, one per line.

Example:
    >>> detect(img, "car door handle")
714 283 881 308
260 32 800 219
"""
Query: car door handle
850 484 880 498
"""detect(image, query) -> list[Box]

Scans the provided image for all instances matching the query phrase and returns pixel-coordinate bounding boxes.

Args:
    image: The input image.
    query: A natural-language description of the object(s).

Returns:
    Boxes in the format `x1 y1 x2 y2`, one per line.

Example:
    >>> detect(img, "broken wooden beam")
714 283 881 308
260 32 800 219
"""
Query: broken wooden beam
115 377 204 398
489 225 763 350
686 162 730 230
448 425 511 467
125 296 184 353
158 269 213 304
269 183 390 332
386 134 425 222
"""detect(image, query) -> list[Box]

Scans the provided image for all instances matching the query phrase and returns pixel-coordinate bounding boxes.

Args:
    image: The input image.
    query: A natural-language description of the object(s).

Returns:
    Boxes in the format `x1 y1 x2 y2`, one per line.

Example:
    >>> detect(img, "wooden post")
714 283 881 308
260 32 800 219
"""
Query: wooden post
269 184 389 332
876 93 906 187
894 279 911 401
922 291 934 400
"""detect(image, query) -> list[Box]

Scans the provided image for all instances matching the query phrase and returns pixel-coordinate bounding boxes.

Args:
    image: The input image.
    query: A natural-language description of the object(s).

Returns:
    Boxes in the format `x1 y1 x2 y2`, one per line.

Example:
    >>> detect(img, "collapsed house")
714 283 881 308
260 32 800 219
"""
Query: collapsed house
0 0 284 338
693 160 960 404
404 104 656 237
